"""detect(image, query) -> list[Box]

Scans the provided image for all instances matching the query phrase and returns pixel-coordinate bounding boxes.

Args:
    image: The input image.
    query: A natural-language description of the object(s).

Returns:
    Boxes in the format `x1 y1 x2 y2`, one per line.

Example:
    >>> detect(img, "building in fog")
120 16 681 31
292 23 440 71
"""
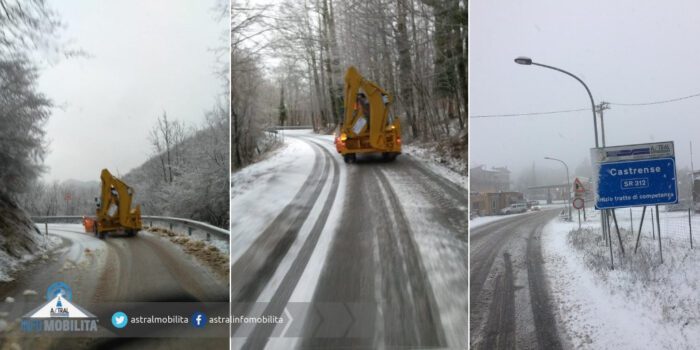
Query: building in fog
470 192 524 216
470 165 510 192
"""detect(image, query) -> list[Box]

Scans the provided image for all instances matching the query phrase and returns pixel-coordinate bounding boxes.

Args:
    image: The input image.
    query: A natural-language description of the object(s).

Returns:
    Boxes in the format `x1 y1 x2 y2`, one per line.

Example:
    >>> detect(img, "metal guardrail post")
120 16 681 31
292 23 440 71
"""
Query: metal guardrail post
188 227 192 236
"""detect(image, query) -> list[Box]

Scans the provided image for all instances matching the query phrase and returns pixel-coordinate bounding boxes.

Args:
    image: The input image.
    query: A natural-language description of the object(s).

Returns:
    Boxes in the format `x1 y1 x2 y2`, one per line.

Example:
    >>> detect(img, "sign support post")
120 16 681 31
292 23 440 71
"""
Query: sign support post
611 210 625 256
634 206 647 254
578 210 581 229
689 208 694 249
656 205 663 263
607 213 614 269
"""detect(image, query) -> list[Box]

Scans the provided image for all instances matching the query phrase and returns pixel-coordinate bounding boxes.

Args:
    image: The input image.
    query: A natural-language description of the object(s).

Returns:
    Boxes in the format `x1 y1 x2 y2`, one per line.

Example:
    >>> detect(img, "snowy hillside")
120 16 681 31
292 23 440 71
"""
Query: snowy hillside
0 193 60 282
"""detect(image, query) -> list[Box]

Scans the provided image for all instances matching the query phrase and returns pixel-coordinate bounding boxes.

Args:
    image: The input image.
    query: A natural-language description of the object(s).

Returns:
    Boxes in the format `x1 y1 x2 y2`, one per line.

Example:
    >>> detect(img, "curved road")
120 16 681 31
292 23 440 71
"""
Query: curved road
470 210 562 350
0 224 228 349
230 133 468 349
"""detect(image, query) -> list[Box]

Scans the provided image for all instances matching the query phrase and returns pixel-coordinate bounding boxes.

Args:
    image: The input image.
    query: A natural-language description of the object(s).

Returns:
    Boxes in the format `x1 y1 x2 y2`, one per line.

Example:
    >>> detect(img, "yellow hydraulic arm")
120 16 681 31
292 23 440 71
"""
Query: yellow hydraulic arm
336 66 401 162
94 168 141 237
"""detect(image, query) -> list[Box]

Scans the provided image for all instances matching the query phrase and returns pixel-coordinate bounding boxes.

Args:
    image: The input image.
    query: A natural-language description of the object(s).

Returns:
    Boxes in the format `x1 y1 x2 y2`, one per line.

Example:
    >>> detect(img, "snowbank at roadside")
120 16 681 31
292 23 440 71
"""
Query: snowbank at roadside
0 193 63 282
230 131 316 264
403 144 467 191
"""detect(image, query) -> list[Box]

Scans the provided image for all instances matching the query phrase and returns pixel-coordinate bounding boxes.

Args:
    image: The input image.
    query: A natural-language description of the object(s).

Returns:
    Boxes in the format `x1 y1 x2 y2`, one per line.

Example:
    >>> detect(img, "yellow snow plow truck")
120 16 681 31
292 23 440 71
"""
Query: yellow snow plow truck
334 66 401 163
83 169 142 239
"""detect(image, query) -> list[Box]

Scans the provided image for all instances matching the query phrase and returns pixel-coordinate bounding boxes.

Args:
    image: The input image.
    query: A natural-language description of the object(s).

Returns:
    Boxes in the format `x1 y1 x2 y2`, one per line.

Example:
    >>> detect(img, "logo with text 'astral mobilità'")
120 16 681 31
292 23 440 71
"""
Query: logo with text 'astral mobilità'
21 282 99 333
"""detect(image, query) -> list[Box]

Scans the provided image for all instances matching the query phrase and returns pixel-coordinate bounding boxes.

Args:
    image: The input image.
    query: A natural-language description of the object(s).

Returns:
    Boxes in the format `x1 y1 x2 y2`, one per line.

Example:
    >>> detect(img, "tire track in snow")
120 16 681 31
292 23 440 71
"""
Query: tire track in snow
526 216 563 350
469 211 551 347
382 157 468 238
373 167 446 348
230 143 324 300
240 137 341 349
300 159 446 349
482 252 516 350
470 210 562 349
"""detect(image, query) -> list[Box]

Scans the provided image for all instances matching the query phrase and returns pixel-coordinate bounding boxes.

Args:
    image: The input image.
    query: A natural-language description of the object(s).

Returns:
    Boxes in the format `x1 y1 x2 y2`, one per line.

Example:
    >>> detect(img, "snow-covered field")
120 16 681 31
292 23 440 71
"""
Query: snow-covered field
230 131 316 263
543 207 700 349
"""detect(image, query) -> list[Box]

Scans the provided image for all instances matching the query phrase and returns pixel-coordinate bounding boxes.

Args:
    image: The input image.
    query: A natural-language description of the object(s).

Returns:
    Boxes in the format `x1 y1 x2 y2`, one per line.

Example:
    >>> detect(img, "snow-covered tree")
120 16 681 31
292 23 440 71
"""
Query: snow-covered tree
0 59 51 196
0 0 65 198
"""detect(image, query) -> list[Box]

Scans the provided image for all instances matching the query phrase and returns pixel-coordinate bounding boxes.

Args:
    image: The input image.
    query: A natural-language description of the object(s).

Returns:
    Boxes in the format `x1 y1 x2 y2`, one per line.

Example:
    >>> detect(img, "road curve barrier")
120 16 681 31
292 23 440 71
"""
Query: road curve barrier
31 215 229 242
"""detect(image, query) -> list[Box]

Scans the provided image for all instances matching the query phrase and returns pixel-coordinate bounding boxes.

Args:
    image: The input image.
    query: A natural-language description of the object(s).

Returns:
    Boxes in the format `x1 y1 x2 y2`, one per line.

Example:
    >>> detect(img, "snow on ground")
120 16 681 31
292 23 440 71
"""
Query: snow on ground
470 211 535 229
230 130 316 264
543 207 700 349
403 144 467 191
381 168 468 349
0 225 62 282
256 138 347 350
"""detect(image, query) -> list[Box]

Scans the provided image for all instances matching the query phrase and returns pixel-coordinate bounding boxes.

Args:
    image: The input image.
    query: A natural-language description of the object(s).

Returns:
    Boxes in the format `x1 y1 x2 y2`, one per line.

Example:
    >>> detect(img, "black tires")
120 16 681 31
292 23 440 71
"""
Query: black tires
382 152 399 162
343 154 356 163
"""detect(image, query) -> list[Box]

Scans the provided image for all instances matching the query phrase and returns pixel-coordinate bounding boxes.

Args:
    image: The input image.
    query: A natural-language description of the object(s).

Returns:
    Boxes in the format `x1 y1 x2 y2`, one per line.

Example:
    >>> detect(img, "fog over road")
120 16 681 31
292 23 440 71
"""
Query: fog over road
230 131 468 349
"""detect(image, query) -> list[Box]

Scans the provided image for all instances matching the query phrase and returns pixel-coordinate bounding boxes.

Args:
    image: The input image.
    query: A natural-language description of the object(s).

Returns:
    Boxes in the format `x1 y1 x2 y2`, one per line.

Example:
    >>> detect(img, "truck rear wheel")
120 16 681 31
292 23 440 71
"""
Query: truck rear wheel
382 152 398 162
98 231 106 239
343 154 356 163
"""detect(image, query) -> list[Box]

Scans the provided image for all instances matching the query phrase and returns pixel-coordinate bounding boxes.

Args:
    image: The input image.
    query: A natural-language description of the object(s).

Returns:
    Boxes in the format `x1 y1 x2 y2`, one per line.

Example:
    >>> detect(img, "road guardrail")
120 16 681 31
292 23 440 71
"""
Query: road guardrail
31 215 229 241
269 125 313 130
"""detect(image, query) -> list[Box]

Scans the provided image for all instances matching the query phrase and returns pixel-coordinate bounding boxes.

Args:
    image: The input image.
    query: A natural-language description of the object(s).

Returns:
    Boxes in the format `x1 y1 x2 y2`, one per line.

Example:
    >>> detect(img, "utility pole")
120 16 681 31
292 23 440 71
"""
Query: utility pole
692 141 696 206
596 102 611 147
596 101 612 255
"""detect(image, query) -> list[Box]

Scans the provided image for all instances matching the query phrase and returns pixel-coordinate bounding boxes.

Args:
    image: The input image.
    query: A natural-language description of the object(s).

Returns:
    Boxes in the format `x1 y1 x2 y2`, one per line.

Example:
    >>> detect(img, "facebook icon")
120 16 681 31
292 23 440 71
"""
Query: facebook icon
191 312 207 328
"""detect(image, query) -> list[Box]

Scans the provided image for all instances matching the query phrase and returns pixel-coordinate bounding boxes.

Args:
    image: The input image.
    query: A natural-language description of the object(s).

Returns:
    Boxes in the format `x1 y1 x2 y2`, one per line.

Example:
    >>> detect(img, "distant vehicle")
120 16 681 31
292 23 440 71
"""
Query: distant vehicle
83 169 142 239
531 205 541 211
501 202 528 215
527 200 539 208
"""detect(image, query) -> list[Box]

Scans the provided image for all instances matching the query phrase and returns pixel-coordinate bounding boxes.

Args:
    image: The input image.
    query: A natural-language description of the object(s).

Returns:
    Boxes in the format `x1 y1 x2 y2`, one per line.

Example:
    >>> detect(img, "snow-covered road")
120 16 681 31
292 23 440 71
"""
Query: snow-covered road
0 223 229 349
230 130 468 349
469 209 562 349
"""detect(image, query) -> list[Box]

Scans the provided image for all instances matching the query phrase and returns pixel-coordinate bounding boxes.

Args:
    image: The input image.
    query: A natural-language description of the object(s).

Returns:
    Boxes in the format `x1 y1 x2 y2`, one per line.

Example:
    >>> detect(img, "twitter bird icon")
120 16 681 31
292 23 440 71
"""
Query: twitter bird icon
112 311 128 329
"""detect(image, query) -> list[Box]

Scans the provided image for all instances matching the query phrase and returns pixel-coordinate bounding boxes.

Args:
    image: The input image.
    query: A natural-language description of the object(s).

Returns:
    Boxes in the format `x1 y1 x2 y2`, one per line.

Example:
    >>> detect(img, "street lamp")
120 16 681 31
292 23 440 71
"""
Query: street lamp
545 157 572 221
514 57 599 148
517 56 611 267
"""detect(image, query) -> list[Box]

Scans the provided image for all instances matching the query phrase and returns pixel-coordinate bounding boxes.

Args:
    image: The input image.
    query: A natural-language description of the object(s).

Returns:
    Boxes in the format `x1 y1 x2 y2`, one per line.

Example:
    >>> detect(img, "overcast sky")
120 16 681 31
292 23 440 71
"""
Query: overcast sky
38 0 226 182
471 0 700 180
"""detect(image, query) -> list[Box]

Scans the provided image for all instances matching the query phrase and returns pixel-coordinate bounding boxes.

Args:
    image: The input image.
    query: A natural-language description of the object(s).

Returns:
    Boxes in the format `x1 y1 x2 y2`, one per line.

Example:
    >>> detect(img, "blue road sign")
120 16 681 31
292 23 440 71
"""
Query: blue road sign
595 157 678 209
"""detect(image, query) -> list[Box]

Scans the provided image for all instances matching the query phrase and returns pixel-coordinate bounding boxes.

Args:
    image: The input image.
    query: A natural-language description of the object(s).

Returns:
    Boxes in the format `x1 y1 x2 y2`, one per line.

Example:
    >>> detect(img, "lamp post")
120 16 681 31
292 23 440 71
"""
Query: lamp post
545 157 572 221
514 57 599 148
517 56 613 268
